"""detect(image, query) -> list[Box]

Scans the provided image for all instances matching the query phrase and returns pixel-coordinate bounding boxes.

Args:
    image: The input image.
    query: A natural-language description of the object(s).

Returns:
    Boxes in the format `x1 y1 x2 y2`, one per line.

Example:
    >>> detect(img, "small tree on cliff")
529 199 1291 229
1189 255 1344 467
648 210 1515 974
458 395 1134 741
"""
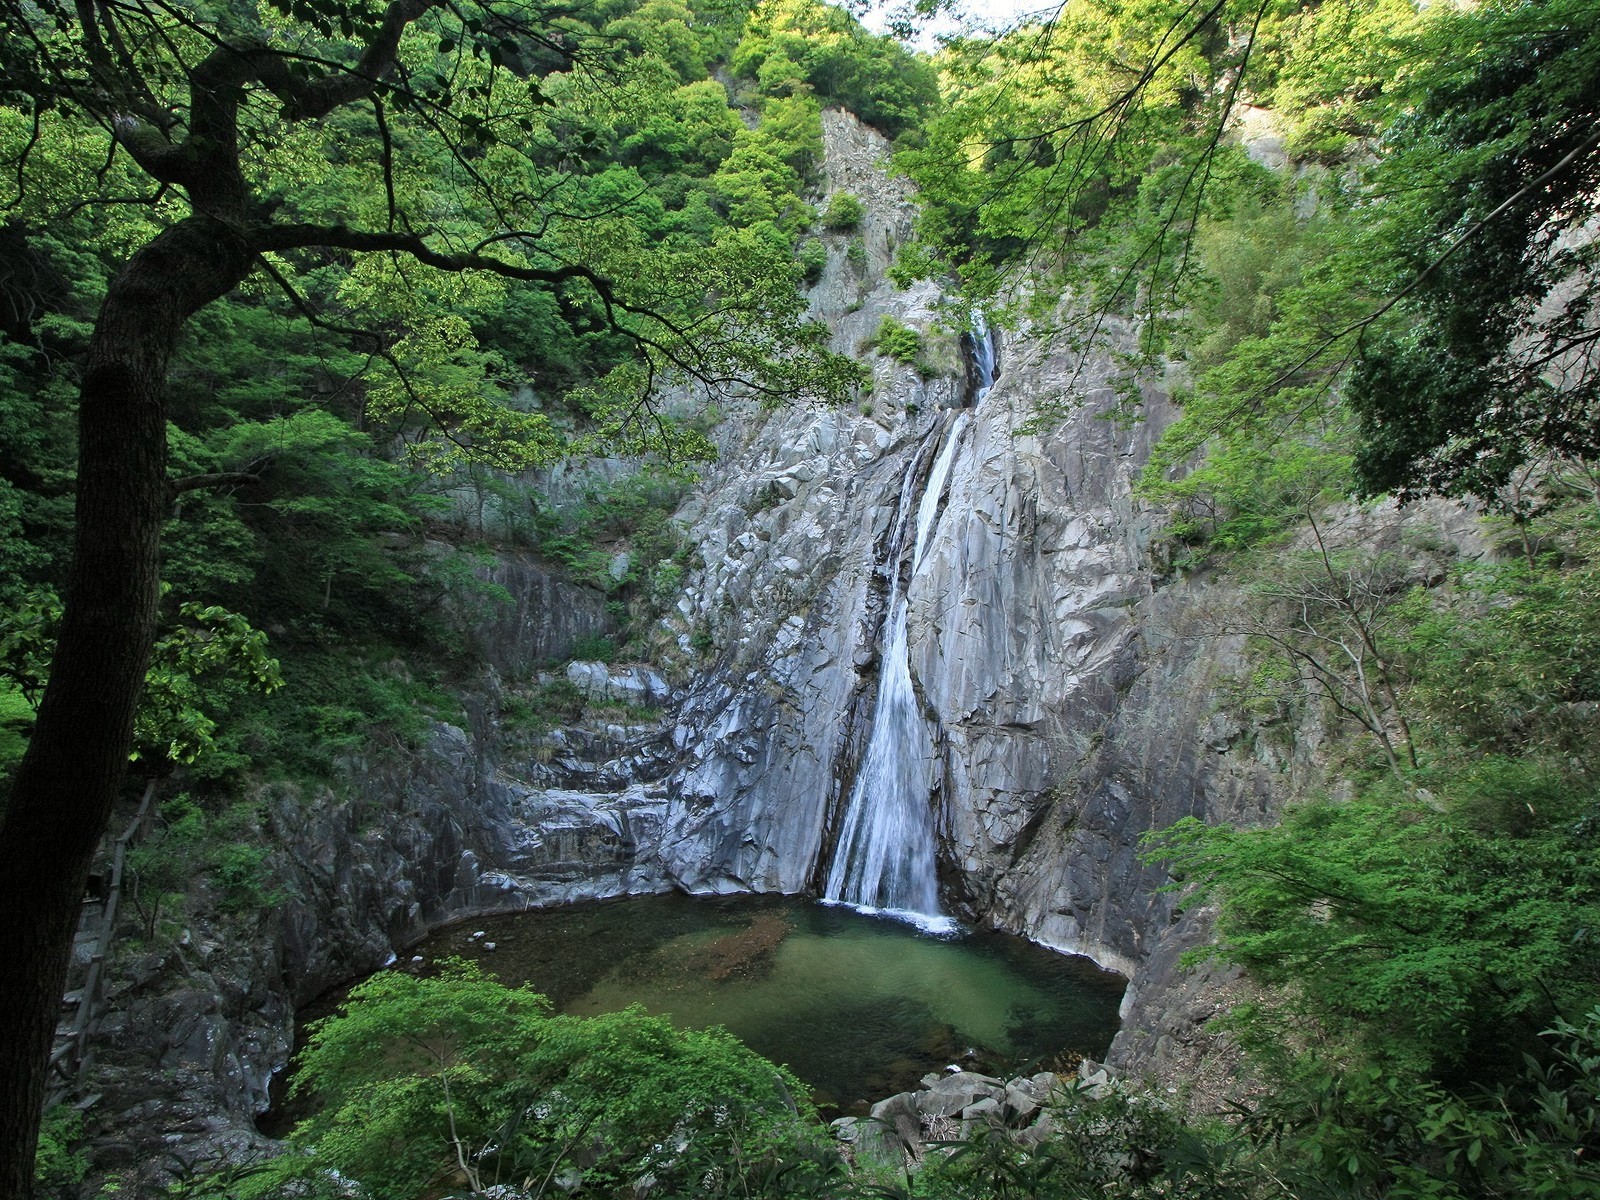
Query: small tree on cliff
0 0 857 1190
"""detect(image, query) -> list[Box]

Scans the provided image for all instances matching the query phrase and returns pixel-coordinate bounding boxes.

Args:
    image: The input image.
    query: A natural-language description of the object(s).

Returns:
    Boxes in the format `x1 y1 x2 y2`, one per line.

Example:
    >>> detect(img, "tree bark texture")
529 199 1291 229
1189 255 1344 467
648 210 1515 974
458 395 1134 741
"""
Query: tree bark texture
0 216 253 1200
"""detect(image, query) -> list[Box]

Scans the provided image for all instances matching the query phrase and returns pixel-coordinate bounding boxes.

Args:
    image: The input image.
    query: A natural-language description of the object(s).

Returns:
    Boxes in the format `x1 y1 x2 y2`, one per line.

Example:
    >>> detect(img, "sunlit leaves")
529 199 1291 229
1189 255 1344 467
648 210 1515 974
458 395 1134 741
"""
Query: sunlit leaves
0 588 281 765
732 0 937 140
263 964 820 1200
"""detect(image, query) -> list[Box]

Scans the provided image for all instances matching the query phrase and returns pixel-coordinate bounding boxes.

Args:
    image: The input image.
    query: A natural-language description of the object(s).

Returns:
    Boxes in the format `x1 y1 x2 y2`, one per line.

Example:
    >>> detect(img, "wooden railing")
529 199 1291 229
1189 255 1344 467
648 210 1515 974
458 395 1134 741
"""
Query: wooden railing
45 781 157 1109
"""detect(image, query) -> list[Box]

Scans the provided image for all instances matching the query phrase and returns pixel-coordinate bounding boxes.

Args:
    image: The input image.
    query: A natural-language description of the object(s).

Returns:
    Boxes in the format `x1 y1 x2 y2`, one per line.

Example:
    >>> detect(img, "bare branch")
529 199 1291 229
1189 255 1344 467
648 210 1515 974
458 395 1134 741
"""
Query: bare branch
165 471 262 500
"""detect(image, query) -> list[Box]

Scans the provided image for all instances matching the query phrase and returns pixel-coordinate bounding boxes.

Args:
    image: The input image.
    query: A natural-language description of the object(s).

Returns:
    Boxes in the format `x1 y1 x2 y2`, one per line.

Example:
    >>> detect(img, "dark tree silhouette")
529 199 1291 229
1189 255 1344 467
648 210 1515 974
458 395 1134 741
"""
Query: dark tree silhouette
0 0 855 1190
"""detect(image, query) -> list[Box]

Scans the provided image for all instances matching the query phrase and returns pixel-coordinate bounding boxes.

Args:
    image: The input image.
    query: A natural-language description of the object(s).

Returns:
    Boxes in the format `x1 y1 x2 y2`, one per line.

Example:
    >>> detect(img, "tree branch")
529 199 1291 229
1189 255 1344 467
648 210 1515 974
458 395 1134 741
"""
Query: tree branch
165 471 261 500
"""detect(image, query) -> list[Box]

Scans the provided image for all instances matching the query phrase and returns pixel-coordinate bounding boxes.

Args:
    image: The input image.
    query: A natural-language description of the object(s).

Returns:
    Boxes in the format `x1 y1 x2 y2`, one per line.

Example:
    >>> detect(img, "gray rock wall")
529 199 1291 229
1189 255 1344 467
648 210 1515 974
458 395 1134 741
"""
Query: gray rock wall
654 111 1483 1088
75 106 1486 1188
78 617 680 1187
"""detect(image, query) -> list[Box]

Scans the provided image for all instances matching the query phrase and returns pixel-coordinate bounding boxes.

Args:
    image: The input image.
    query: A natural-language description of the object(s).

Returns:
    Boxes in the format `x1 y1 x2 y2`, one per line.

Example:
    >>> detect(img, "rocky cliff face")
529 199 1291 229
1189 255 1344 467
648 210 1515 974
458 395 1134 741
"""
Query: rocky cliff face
74 565 683 1184
651 109 1483 1085
73 108 1484 1186
657 108 1220 980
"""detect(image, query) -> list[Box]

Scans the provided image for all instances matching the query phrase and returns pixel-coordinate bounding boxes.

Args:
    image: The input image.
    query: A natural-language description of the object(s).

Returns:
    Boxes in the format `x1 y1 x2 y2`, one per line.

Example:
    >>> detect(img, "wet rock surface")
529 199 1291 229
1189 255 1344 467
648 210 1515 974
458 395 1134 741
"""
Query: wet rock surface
69 108 1487 1188
75 590 683 1188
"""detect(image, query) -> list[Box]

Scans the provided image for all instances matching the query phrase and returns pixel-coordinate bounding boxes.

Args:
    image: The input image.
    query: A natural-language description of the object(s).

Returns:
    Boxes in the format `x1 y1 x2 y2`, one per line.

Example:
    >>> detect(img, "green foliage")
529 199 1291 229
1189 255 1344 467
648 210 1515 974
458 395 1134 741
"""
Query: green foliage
730 0 938 141
0 0 875 800
0 590 281 770
128 796 284 937
915 1080 1245 1199
1152 783 1600 1080
222 652 464 784
570 633 621 663
532 470 691 651
211 844 279 914
31 1105 86 1196
798 237 829 285
1342 0 1600 500
1137 502 1600 1193
498 678 590 733
136 603 283 765
1396 515 1600 761
900 0 1600 521
251 964 824 1199
1133 191 1371 558
126 795 205 940
0 684 30 777
822 192 865 232
870 315 923 365
896 0 1257 332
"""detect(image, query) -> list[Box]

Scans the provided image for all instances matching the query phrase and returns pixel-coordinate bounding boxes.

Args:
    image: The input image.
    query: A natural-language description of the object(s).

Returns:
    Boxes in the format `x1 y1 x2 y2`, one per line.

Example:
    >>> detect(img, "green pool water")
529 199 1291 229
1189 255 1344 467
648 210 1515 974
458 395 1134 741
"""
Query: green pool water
409 893 1125 1113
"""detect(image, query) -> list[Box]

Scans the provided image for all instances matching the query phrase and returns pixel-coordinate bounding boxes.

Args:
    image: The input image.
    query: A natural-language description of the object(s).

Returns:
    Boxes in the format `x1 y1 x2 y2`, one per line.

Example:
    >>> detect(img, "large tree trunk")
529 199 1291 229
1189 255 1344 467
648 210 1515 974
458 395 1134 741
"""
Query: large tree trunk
0 216 253 1200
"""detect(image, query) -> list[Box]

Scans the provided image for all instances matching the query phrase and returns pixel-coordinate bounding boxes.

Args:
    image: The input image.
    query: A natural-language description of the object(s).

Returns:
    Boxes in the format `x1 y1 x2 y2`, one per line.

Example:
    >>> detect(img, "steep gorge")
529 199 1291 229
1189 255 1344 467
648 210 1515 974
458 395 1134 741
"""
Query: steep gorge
67 107 1485 1184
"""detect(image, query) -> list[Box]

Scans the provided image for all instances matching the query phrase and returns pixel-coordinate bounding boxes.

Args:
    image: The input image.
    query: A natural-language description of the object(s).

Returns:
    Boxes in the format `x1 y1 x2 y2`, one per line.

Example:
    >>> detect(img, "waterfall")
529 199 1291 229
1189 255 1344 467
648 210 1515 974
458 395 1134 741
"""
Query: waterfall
822 318 996 932
971 312 997 406
823 413 967 932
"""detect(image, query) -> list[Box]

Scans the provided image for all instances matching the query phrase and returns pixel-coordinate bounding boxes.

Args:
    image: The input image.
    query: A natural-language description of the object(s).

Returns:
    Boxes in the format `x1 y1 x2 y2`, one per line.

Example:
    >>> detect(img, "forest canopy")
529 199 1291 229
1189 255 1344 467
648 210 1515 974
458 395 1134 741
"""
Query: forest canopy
4 0 1600 1195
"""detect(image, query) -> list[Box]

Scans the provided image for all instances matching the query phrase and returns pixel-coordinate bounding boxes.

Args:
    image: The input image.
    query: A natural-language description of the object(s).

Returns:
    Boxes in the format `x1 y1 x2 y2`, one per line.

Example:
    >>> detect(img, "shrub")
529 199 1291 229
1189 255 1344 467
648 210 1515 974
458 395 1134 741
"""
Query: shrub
32 1106 86 1196
871 315 922 365
570 632 619 662
211 843 278 913
238 965 826 1200
821 192 865 231
798 237 828 285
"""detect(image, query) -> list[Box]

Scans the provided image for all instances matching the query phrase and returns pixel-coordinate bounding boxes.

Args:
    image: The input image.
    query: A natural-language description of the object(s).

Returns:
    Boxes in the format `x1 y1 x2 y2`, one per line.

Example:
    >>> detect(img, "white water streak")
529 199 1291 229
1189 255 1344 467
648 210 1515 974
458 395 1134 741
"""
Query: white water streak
822 319 997 929
824 414 967 922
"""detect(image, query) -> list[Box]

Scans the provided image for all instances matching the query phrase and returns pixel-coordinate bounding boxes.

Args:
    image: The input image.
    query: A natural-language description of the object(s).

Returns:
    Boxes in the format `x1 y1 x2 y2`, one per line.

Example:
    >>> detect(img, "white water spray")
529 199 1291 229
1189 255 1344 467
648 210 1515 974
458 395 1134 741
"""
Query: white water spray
822 319 998 933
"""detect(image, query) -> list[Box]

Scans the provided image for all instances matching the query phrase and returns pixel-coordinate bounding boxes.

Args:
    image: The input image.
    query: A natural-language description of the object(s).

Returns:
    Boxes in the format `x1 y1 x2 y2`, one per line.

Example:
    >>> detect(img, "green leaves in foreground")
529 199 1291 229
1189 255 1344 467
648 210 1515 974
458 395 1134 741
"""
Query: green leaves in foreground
235 964 826 1199
0 590 281 770
1148 777 1600 1081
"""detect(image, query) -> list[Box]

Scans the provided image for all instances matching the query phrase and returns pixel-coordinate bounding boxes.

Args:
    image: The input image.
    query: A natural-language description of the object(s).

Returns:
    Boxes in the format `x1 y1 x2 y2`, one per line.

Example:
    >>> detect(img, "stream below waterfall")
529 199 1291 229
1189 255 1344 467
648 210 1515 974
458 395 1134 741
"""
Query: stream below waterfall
395 895 1124 1114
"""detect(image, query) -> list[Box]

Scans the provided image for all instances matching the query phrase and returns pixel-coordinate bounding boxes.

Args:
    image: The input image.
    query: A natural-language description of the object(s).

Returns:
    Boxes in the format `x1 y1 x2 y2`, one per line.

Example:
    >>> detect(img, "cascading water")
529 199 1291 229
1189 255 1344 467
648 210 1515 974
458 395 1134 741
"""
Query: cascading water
822 319 998 932
970 312 998 406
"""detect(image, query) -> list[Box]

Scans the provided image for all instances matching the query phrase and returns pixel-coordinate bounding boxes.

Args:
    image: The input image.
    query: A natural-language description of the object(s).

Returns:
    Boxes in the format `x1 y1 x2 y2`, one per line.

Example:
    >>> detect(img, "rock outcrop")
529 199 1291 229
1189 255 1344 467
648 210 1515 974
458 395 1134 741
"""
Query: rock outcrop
71 107 1488 1187
75 647 680 1187
834 1067 1071 1167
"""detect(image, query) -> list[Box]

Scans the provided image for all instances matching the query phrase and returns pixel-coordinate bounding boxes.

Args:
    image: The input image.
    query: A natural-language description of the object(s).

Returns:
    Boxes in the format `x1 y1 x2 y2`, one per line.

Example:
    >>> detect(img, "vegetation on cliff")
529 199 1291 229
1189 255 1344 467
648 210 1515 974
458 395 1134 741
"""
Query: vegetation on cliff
3 0 1599 1193
893 0 1600 1194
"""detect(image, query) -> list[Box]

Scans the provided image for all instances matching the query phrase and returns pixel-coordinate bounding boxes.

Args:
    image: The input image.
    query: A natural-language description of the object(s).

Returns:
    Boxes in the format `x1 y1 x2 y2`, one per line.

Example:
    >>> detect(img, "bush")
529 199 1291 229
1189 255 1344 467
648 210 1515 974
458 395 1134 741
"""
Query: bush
234 965 827 1200
871 315 923 365
798 237 828 285
822 192 865 231
211 843 278 913
32 1106 86 1197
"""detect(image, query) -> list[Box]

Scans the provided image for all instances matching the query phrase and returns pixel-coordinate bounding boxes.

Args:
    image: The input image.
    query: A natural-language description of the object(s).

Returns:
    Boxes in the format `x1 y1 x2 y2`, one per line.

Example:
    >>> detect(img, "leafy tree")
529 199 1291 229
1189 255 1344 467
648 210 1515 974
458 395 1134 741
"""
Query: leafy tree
220 964 823 1199
731 0 938 141
1344 0 1600 501
822 191 864 231
904 0 1599 527
1142 503 1600 1194
1232 519 1420 782
1153 781 1600 1082
1 589 282 768
0 0 860 1187
898 0 1261 328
